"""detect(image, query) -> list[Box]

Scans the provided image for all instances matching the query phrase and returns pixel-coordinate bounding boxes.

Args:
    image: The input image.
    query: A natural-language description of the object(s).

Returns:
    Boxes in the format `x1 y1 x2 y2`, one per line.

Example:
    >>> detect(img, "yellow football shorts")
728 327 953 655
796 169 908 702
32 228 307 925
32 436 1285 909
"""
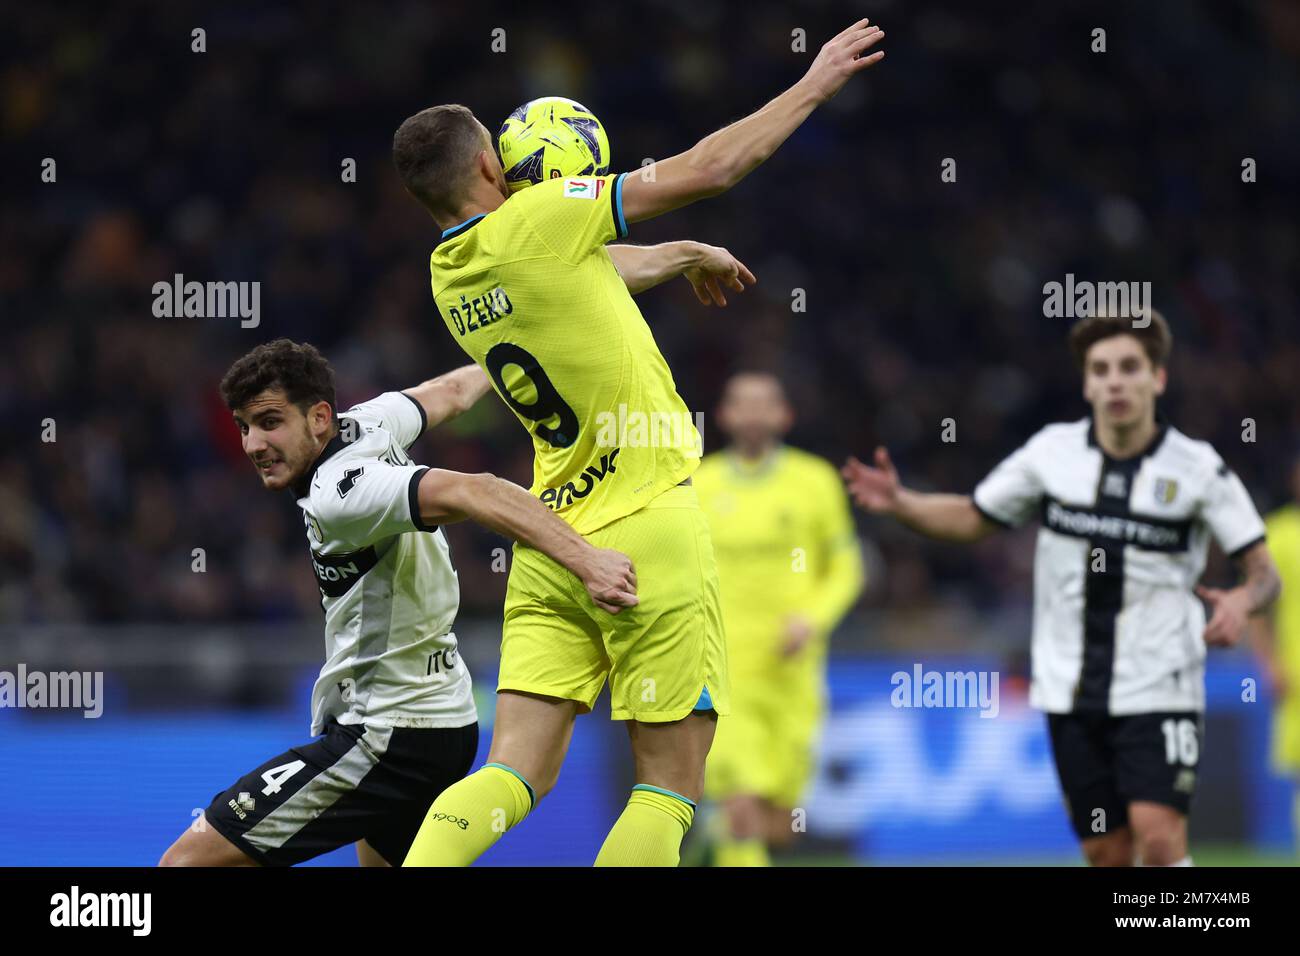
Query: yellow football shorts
499 483 730 722
705 674 823 808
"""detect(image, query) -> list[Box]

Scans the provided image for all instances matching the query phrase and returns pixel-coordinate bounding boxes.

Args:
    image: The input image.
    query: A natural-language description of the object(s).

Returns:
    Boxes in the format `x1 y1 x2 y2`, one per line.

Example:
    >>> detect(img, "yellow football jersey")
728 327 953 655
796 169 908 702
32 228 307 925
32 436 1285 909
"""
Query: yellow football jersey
1264 504 1300 770
429 174 699 534
695 446 864 682
1263 509 1300 665
1265 505 1300 678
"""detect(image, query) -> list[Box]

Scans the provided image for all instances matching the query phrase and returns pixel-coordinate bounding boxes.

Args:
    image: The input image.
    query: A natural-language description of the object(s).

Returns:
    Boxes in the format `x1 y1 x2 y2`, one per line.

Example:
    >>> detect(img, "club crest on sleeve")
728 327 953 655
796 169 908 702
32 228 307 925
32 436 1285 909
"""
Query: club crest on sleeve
563 177 603 199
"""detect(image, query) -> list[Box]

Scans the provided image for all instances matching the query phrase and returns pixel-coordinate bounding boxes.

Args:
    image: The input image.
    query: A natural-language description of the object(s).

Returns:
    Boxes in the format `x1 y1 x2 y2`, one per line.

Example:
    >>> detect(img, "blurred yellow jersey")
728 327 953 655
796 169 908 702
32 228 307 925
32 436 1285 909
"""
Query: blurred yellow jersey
1265 506 1300 673
1264 504 1300 770
694 446 864 682
428 174 699 534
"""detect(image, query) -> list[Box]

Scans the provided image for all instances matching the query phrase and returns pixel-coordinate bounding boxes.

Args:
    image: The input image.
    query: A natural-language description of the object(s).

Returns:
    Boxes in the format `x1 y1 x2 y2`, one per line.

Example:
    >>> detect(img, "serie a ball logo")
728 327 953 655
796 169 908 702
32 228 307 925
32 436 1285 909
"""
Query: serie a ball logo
497 96 611 192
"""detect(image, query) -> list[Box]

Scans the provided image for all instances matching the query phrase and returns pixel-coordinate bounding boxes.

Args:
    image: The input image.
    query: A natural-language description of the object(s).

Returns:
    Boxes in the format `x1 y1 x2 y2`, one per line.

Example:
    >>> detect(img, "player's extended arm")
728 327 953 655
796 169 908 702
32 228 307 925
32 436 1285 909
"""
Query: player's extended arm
402 364 493 429
619 18 885 223
1197 540 1282 647
842 448 1000 544
606 241 756 304
416 468 638 614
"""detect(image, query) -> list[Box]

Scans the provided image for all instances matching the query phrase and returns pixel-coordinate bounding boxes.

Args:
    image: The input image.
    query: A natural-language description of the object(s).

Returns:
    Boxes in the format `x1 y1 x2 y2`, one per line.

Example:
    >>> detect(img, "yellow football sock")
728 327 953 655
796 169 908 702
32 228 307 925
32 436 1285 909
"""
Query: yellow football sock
594 784 695 867
402 763 533 867
714 836 771 867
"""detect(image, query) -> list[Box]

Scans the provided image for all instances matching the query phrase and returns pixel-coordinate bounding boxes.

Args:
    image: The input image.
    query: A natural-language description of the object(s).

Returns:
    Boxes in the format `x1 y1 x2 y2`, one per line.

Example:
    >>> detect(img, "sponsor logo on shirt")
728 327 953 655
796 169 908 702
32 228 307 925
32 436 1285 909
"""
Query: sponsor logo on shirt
311 546 380 597
538 449 619 510
1041 498 1191 552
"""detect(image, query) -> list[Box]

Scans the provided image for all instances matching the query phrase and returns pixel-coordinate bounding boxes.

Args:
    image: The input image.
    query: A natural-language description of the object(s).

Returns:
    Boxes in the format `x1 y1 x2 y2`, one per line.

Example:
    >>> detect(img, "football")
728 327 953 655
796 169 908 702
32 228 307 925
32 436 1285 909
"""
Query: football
497 96 611 192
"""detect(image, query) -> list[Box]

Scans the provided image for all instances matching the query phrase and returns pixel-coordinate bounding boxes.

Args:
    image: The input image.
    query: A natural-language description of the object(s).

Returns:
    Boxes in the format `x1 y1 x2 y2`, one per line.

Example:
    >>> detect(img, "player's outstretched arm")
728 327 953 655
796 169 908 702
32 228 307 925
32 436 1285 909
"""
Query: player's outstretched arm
416 468 638 614
842 447 998 544
402 364 493 429
620 18 885 223
607 241 756 303
1197 541 1282 647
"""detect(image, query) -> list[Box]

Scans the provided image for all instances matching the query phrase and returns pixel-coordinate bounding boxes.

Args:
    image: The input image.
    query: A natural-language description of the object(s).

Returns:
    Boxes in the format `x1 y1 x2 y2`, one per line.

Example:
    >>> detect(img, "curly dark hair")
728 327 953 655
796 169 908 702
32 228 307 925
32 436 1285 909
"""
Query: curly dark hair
219 338 337 416
1068 309 1173 371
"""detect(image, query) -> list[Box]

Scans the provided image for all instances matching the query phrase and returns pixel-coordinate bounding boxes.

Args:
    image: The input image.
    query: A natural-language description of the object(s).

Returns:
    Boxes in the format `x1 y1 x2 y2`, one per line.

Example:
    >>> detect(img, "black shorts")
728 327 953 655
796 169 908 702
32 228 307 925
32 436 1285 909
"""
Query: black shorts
204 718 478 866
1047 710 1202 840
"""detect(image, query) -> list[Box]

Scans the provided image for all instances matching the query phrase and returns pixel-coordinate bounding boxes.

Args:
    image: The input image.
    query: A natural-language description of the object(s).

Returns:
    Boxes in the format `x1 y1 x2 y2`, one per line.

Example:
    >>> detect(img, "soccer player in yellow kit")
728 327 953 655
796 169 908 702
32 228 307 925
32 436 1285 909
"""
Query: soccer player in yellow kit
392 18 886 866
1251 455 1300 851
695 373 864 866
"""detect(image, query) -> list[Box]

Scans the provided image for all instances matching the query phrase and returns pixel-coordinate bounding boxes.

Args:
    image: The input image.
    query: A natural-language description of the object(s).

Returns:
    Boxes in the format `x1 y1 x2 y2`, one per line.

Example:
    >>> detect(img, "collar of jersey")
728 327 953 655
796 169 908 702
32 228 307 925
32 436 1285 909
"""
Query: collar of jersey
726 445 785 480
291 416 359 499
1087 410 1169 463
440 213 487 242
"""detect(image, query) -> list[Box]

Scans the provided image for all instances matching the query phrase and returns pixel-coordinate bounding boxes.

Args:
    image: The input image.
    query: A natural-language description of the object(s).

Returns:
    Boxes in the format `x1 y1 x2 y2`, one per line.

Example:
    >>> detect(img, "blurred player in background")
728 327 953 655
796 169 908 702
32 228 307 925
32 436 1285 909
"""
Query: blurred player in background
160 340 636 866
694 372 864 866
843 312 1281 866
393 18 886 866
1250 453 1300 853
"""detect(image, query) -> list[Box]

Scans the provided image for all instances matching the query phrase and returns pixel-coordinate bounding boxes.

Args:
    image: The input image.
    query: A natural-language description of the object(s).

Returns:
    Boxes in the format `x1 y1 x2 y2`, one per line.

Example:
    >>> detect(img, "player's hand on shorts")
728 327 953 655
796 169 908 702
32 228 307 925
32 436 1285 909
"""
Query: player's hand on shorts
684 243 756 307
803 18 886 103
842 447 901 514
1196 585 1250 647
582 547 639 614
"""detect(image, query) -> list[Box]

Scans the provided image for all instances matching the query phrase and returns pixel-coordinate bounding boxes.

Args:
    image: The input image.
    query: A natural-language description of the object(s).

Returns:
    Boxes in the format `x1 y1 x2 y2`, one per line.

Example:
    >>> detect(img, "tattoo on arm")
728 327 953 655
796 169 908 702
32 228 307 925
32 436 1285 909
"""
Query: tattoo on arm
1238 544 1281 613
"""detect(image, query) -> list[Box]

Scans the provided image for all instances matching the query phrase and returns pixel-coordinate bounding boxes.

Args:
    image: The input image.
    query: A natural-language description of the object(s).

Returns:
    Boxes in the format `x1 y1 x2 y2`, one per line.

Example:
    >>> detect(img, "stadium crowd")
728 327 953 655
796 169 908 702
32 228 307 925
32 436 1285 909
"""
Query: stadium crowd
3 1 1297 647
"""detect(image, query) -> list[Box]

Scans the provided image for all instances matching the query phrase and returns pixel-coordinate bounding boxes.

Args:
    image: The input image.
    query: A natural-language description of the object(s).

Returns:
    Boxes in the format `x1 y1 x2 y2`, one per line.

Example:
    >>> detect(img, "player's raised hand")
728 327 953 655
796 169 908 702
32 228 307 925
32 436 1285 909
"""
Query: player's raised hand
582 547 639 614
803 18 886 104
841 447 901 514
1196 585 1251 647
684 242 757 307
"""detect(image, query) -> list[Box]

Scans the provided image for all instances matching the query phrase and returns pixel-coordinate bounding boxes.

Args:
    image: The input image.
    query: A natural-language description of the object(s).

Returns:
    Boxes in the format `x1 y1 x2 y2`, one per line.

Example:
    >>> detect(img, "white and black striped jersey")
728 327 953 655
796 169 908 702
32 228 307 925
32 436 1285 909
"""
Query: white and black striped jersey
973 417 1265 716
292 391 476 736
